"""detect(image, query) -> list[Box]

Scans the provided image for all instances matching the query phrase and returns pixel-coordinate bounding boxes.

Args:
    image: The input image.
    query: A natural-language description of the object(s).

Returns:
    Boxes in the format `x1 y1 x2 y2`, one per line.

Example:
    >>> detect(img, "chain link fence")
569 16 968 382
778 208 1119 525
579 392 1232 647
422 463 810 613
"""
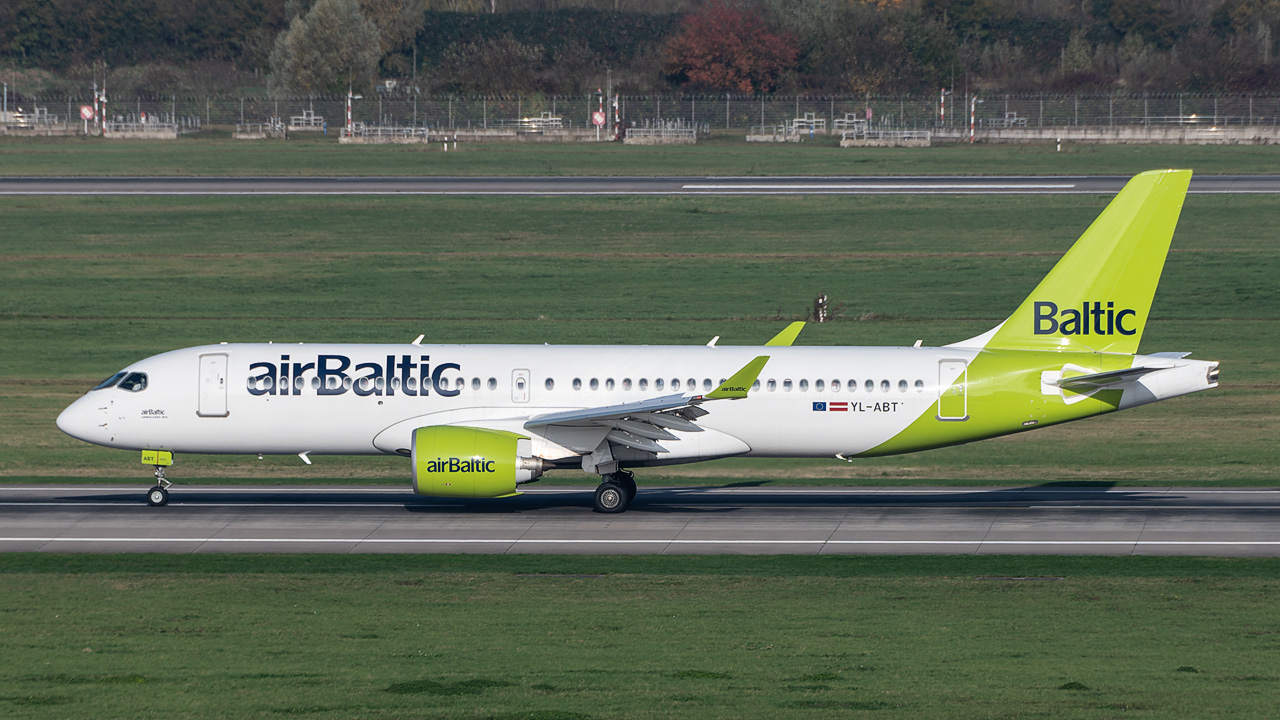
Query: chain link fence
16 93 1280 132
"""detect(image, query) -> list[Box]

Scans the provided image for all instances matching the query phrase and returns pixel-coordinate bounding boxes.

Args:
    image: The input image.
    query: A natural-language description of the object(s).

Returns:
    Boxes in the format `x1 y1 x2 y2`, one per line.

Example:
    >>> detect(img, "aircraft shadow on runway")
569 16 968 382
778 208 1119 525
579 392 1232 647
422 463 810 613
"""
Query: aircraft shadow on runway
47 480 1235 515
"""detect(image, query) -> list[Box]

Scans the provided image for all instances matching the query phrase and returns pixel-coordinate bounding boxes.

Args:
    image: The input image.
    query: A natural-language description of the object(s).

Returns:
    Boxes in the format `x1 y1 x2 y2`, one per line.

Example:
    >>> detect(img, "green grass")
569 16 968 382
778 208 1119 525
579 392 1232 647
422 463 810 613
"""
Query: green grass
2 554 1278 719
6 132 1280 176
1 193 1276 484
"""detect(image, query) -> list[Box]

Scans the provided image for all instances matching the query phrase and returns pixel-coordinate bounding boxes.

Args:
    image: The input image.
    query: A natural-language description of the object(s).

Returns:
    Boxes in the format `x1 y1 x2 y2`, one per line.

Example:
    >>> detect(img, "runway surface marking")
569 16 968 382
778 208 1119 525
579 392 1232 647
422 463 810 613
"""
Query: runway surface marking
3 537 1276 547
680 183 1077 190
14 486 1280 494
6 502 1280 511
5 176 1280 196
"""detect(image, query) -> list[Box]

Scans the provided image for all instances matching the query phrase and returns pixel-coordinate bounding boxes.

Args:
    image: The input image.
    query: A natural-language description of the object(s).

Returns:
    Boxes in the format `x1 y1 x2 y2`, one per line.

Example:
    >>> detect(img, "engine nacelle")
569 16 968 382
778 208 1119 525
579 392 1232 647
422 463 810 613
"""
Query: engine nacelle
411 426 545 498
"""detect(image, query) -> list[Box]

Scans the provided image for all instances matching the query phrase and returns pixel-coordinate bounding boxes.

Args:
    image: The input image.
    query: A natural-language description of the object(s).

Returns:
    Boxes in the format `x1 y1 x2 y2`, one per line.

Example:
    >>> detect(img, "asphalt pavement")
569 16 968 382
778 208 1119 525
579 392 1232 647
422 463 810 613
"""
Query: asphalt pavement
3 484 1278 556
3 175 1280 195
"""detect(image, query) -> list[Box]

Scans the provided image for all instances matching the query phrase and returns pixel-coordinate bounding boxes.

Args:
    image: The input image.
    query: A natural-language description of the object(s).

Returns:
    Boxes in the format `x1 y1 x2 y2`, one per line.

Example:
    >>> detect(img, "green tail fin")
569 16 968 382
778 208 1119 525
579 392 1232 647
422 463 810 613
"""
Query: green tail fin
981 169 1192 355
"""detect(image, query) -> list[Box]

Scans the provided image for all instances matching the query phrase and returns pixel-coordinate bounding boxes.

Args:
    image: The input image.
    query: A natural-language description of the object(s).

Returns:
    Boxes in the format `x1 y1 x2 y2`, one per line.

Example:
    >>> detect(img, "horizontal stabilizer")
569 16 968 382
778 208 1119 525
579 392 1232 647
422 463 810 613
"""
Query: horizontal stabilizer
1053 366 1164 392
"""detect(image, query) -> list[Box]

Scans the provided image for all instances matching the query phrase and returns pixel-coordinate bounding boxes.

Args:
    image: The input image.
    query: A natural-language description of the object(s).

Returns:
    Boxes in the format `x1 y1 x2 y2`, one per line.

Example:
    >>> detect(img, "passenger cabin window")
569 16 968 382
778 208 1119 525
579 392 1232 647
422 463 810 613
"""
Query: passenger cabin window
545 378 555 391
93 371 128 391
783 379 793 392
622 378 632 391
655 378 664 391
639 378 649 391
815 379 825 392
751 380 760 392
471 377 481 391
573 378 583 391
605 378 615 391
590 378 600 390
865 379 874 393
487 377 497 391
767 379 777 392
831 379 841 392
670 378 680 391
898 380 908 392
118 372 148 392
880 379 890 393
915 379 925 392
799 379 809 392
703 379 713 391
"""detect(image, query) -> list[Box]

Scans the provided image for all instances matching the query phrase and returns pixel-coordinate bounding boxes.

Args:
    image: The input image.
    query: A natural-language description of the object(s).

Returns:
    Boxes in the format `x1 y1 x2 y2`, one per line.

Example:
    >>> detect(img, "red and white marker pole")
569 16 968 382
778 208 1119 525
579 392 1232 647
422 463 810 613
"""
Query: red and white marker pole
969 96 979 144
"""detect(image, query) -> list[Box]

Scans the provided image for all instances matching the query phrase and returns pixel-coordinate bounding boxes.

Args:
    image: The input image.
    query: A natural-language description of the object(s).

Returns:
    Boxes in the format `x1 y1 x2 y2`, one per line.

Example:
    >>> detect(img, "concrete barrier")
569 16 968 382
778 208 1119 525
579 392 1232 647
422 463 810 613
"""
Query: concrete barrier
936 125 1280 145
0 123 79 137
104 123 179 140
339 134 428 144
445 128 605 143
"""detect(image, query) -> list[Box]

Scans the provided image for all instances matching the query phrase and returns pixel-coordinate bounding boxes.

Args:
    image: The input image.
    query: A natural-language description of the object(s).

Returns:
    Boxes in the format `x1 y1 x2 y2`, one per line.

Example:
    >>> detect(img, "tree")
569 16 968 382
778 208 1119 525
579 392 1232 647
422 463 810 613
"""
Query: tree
269 0 381 95
436 34 545 93
663 0 798 93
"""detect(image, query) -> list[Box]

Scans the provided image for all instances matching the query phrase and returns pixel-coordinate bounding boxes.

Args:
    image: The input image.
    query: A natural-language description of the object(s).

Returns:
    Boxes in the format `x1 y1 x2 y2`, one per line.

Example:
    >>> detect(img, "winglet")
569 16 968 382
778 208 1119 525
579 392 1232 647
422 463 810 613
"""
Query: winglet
704 356 769 399
765 321 805 347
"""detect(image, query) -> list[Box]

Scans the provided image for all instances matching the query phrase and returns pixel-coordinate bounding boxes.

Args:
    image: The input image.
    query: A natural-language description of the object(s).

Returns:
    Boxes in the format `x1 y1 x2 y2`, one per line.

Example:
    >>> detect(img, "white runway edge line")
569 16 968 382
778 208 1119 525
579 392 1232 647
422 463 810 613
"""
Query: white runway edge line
4 537 1278 546
681 183 1077 190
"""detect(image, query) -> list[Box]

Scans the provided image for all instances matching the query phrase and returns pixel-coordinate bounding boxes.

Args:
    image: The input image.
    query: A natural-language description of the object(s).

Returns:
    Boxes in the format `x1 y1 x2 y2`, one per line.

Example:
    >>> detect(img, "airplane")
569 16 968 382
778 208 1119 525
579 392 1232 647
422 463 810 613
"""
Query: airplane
56 169 1218 513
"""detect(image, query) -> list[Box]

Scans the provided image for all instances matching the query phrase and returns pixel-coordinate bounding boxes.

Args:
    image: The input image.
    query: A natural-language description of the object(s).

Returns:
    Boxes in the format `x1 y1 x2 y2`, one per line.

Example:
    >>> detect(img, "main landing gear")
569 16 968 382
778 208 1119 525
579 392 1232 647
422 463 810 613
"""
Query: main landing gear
147 464 171 507
593 470 638 513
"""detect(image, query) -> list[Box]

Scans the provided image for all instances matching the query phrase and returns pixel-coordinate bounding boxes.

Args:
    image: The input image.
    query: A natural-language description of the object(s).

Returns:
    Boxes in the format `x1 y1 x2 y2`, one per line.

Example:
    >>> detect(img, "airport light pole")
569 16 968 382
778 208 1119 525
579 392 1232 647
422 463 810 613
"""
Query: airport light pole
969 97 983 144
346 88 362 137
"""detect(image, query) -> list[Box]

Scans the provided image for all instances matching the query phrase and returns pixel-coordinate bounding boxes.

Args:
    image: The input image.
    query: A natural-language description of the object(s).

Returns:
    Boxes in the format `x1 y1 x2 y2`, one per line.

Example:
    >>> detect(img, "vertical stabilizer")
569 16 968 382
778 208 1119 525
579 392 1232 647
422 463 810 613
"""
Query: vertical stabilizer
980 169 1192 354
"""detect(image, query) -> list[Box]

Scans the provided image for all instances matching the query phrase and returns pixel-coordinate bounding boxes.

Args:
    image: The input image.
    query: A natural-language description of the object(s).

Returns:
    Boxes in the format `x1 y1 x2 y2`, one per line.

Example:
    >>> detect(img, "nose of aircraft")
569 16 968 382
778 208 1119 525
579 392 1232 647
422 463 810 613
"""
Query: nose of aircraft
56 396 92 442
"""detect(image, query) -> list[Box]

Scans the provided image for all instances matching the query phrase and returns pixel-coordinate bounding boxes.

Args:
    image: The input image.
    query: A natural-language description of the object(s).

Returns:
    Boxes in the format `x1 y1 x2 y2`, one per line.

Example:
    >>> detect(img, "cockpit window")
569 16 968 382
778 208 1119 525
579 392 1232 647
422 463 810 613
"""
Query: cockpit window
118 372 148 392
92 371 128 391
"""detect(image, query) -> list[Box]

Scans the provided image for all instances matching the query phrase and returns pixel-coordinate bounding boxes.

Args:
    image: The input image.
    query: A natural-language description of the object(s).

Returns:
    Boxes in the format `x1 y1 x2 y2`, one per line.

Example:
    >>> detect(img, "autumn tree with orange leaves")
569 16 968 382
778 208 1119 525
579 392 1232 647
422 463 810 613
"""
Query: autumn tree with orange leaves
663 1 797 94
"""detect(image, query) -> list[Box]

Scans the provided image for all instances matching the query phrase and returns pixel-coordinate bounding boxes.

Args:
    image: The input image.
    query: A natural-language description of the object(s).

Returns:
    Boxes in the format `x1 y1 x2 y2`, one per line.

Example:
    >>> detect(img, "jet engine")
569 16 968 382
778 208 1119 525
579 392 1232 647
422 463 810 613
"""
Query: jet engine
411 426 546 498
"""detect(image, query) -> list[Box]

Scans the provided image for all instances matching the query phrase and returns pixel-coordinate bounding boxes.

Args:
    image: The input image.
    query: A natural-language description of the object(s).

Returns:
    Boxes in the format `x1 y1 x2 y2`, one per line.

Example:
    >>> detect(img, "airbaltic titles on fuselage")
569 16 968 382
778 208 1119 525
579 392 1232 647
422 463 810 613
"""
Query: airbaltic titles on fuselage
247 354 460 397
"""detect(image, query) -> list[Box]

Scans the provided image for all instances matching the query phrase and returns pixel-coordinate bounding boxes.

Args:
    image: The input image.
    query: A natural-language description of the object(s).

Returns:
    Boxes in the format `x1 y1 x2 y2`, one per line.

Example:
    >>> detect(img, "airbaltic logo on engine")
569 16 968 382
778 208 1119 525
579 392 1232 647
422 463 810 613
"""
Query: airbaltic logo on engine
246 354 460 397
424 457 496 473
1033 301 1137 336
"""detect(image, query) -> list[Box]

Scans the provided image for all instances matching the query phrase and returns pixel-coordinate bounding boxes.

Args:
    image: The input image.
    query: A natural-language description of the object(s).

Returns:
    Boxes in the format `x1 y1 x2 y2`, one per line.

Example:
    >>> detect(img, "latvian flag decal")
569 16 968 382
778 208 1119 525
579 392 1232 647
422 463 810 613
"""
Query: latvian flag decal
813 402 849 412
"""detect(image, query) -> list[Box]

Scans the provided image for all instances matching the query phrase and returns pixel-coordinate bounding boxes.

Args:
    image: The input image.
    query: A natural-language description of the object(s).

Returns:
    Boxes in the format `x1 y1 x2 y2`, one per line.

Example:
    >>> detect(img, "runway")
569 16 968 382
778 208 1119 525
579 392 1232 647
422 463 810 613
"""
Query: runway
3 484 1278 556
3 175 1280 196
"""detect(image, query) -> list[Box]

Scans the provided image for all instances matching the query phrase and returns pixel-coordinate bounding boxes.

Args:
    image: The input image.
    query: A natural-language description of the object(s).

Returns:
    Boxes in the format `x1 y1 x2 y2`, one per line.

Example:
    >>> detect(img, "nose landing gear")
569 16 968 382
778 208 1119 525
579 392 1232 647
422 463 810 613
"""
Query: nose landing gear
142 449 174 507
147 464 171 507
592 469 637 513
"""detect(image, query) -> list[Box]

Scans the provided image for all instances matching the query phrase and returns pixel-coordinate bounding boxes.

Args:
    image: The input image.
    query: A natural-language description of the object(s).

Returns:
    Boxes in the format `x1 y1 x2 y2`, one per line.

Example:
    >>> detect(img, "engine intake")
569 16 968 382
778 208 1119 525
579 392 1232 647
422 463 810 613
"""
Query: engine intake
411 426 545 498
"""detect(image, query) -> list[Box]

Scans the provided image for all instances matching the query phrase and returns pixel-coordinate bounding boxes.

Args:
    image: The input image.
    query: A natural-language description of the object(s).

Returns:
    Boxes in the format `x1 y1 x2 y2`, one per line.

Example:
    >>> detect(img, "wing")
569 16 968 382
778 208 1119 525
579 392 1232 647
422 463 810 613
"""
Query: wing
523 355 770 453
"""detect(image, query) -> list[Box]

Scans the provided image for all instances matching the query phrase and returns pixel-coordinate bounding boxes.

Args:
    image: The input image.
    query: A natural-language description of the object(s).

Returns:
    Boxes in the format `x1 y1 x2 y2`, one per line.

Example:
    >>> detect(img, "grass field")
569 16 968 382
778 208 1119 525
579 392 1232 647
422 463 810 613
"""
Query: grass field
2 554 1279 719
2 141 1279 720
6 133 1280 176
1 192 1276 485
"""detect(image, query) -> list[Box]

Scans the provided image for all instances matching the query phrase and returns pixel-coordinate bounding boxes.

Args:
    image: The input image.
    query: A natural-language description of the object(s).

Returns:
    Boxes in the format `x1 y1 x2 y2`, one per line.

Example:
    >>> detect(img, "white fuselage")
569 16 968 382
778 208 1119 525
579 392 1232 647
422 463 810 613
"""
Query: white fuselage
56 342 969 464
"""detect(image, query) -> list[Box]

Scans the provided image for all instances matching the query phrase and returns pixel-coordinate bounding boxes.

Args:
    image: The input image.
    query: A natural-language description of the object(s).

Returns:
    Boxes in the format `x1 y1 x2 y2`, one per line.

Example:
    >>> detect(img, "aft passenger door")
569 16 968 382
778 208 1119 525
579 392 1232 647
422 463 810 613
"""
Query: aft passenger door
937 359 968 421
